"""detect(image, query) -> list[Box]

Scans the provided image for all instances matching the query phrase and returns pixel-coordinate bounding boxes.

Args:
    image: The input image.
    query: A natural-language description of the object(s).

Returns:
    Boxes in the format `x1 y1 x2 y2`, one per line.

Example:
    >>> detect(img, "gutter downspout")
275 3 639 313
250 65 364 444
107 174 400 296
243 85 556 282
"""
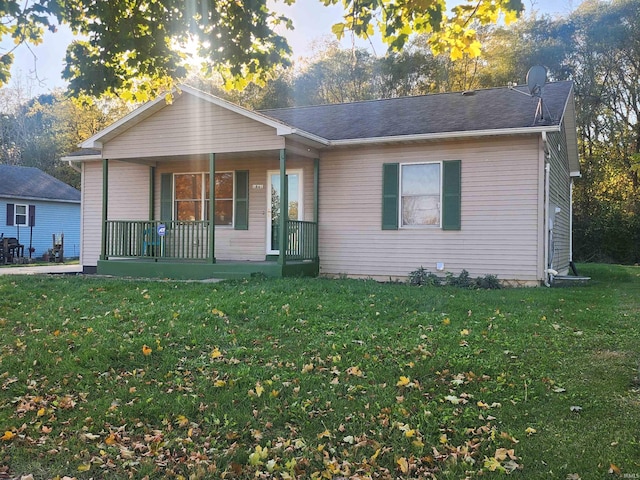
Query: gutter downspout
542 133 552 287
568 179 580 276
67 160 82 173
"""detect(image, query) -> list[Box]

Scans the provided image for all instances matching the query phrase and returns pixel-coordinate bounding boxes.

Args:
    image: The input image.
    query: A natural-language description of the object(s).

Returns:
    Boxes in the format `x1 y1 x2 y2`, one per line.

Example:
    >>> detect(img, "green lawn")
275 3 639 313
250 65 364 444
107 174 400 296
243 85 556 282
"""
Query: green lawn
0 264 638 479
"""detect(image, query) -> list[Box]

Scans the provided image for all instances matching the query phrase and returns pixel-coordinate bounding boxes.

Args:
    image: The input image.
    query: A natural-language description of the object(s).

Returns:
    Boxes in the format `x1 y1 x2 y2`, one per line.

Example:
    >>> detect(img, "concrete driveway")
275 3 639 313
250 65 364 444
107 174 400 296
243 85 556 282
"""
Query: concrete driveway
0 264 83 275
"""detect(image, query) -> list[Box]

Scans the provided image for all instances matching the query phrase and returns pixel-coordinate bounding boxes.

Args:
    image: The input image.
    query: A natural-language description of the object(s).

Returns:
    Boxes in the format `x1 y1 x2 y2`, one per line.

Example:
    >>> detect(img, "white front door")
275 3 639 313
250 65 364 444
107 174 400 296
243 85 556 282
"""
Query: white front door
267 170 303 254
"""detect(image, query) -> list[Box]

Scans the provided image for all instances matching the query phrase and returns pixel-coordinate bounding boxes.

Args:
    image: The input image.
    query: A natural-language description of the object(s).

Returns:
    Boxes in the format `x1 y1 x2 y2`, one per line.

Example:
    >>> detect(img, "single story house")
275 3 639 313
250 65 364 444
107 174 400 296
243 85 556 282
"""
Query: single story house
0 164 81 260
64 81 579 285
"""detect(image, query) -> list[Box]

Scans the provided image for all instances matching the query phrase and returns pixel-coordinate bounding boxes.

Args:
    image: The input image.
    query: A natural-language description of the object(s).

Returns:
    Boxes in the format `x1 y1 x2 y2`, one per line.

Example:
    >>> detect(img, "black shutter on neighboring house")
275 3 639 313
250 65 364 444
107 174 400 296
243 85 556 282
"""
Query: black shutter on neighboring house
234 170 249 230
29 205 36 227
442 160 462 230
6 203 14 226
382 163 399 230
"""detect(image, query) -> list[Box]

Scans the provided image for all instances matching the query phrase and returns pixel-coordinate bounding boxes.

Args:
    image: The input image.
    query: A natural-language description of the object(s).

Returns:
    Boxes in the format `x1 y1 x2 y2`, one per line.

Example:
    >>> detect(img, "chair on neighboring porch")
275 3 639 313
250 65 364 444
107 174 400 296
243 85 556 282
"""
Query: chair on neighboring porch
143 227 162 257
51 233 64 263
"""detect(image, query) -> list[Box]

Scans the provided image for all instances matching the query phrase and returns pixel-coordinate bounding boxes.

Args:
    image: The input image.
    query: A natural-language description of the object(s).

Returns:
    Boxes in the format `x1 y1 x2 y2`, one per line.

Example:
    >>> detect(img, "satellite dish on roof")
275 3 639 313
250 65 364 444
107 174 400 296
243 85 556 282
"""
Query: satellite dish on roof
526 65 547 97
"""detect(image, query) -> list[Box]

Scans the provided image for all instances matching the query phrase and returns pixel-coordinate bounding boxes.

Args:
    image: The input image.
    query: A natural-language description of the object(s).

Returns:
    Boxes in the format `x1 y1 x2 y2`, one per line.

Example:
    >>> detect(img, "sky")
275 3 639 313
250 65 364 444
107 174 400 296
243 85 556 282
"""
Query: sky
0 0 581 97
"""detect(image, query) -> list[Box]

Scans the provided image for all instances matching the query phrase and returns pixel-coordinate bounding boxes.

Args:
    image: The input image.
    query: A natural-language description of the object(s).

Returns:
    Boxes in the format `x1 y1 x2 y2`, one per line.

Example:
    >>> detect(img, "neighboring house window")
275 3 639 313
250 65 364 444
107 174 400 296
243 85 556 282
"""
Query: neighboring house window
14 204 29 226
174 172 234 225
382 160 461 231
401 163 441 227
6 204 36 227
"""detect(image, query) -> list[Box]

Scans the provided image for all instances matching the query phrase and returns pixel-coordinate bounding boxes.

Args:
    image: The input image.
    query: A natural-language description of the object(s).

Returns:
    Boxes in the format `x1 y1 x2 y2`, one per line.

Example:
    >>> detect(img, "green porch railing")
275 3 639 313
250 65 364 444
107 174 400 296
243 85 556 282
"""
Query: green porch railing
104 219 318 262
104 220 210 260
286 220 318 261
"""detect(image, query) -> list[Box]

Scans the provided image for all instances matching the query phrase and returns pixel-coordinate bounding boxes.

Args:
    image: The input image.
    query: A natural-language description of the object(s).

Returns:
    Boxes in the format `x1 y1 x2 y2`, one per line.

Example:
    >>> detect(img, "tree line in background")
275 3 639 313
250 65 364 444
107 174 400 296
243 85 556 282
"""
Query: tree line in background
0 0 638 264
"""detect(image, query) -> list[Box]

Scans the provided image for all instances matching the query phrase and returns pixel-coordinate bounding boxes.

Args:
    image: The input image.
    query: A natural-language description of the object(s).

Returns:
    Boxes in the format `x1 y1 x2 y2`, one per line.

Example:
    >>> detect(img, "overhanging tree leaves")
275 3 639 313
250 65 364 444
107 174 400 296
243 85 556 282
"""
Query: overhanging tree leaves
0 0 522 98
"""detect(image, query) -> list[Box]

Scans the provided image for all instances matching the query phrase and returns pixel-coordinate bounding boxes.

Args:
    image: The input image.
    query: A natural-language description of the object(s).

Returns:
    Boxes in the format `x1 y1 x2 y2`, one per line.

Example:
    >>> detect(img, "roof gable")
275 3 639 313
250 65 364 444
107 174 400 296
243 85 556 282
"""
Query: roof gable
0 165 80 203
81 85 296 150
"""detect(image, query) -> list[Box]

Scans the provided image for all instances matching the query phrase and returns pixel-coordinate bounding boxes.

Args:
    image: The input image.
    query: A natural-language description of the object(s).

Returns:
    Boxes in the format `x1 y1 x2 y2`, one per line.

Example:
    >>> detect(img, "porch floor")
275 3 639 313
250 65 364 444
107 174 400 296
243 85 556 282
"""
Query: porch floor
97 258 319 280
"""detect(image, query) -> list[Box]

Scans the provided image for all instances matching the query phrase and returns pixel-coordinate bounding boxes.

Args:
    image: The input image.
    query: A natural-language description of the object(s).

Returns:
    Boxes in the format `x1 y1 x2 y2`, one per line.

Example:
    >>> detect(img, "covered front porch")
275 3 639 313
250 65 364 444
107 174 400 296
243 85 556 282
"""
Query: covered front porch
97 148 320 280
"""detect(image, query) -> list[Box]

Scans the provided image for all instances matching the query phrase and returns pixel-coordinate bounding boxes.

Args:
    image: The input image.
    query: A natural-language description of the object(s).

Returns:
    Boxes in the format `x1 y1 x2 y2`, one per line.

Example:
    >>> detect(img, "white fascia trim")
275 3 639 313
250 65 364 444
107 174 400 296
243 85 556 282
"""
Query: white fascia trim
570 171 582 178
285 129 331 146
61 154 103 162
329 125 561 146
0 194 80 204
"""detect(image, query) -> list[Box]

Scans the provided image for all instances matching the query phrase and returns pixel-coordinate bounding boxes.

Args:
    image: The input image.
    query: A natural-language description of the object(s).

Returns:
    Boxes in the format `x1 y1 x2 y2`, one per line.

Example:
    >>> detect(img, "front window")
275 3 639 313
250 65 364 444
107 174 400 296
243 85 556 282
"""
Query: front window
401 163 441 227
174 172 233 225
205 172 233 225
175 174 203 221
15 204 28 226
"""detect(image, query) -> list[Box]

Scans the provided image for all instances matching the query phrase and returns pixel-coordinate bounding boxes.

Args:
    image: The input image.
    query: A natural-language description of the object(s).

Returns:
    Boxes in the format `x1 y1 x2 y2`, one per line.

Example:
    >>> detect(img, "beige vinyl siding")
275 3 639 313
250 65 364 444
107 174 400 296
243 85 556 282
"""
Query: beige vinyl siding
107 162 151 220
318 136 542 282
102 94 285 160
547 128 572 275
80 160 151 267
154 154 315 261
80 161 102 267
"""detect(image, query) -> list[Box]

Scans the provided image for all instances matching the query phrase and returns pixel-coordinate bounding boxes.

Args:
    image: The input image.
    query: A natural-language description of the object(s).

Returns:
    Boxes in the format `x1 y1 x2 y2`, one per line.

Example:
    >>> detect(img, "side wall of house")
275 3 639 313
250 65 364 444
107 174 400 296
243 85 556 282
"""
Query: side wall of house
546 127 572 276
318 136 543 283
1 197 80 259
81 161 151 267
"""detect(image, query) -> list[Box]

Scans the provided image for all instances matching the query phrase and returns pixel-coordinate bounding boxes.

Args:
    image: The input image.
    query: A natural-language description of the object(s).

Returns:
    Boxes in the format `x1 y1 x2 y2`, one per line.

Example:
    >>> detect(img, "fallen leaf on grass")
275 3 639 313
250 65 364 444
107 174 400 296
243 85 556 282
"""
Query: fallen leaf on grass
525 427 537 436
397 457 409 474
142 345 152 356
396 376 411 387
570 406 583 412
566 474 581 480
1 431 15 441
211 347 223 359
444 395 461 405
609 463 621 474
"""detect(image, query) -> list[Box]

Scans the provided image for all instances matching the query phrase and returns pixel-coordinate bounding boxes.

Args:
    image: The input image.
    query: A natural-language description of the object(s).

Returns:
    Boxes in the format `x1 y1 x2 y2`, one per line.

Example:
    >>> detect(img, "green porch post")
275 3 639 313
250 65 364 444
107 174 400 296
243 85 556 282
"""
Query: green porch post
149 166 155 220
314 158 319 261
101 158 109 260
278 149 288 267
209 153 216 263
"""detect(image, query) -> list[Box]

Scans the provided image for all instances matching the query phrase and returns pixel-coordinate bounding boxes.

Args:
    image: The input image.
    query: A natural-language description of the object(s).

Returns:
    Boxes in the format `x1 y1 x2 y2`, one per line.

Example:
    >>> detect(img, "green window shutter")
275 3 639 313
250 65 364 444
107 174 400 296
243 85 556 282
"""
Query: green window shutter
382 163 399 230
234 170 249 230
442 160 461 230
160 173 173 222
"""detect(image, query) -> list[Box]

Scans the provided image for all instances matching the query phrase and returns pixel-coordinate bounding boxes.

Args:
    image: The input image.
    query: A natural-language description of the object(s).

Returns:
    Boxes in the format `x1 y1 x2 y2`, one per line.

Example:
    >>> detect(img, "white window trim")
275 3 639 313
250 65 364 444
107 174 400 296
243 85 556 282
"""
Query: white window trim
14 204 29 227
399 161 443 229
173 171 235 227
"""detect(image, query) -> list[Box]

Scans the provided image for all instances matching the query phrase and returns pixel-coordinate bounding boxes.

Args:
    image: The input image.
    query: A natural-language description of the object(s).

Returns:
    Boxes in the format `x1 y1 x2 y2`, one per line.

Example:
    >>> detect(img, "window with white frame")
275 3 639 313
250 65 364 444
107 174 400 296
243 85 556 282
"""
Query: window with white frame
174 172 234 225
401 163 441 227
14 204 28 226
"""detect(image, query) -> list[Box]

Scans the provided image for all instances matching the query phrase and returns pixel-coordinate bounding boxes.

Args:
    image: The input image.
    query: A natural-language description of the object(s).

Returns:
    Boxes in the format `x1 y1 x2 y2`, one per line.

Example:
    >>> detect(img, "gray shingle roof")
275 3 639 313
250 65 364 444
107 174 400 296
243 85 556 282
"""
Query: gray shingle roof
260 81 572 141
0 165 80 203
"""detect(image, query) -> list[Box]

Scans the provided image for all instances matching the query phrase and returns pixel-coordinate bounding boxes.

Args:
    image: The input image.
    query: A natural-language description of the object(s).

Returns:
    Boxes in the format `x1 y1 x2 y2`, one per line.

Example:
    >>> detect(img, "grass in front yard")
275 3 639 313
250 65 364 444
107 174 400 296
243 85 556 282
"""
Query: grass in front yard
0 264 639 479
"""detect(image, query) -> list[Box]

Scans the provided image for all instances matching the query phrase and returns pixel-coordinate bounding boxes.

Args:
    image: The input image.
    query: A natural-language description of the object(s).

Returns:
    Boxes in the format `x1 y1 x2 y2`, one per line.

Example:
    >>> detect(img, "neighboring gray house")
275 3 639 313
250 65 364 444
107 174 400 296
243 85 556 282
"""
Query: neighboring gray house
65 81 579 285
0 165 81 259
